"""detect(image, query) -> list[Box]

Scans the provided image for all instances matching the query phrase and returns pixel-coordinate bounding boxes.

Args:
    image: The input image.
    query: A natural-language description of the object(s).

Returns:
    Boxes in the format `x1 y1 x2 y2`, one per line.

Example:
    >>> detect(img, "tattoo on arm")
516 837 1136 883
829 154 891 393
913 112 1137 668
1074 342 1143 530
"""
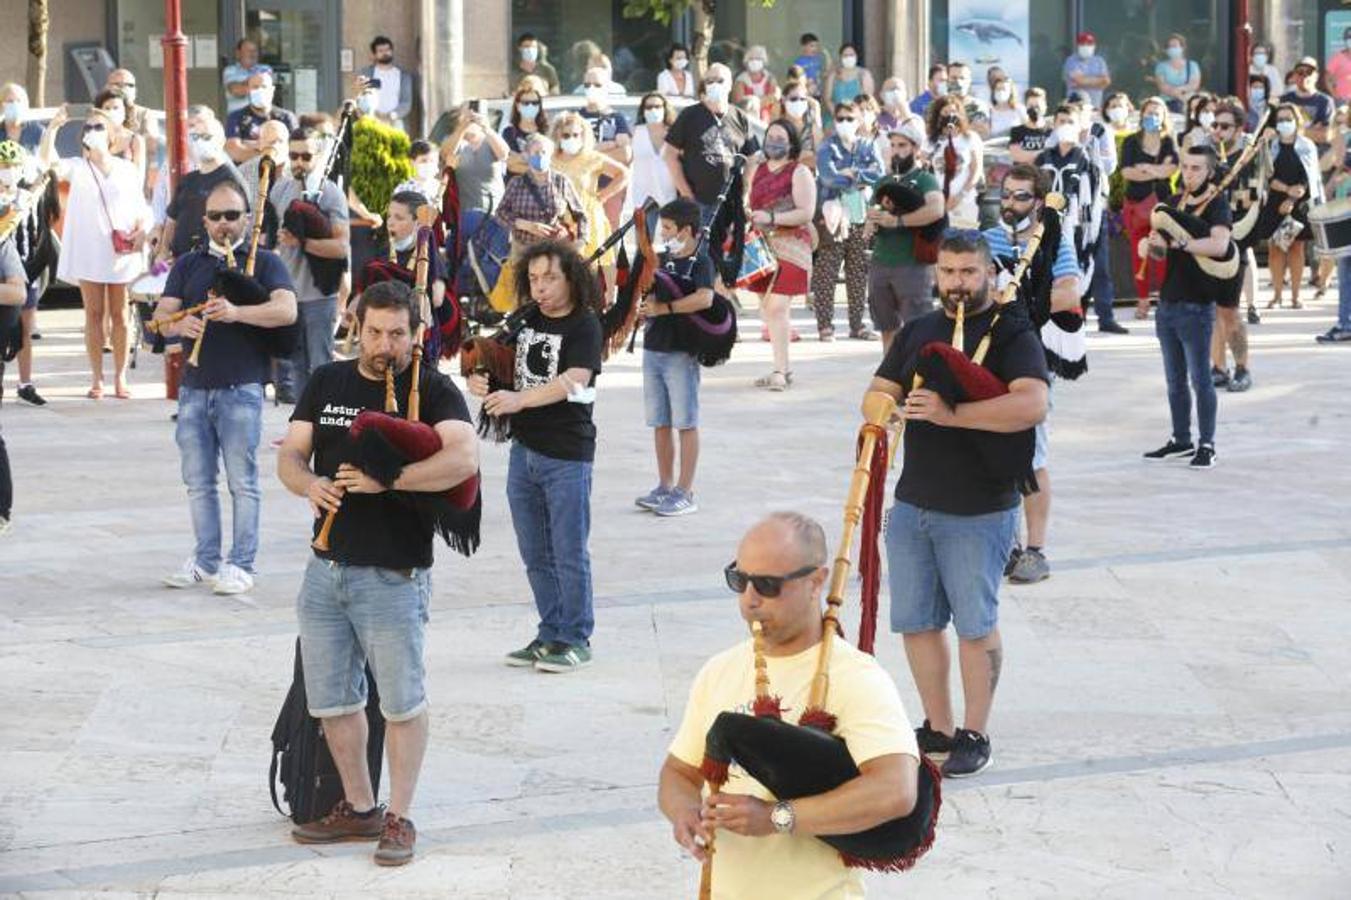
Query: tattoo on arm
987 647 1003 695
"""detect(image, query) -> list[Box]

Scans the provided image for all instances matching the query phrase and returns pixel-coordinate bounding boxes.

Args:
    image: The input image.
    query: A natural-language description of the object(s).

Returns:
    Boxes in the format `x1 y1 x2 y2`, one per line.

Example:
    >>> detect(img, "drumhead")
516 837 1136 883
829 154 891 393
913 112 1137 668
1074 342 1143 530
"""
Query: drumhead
1306 196 1351 224
130 270 169 297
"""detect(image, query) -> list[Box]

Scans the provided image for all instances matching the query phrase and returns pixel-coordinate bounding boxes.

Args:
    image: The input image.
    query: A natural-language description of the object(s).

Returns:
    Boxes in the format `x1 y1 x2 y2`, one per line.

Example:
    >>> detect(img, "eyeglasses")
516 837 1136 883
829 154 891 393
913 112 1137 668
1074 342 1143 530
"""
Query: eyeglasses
289 151 313 161
205 210 245 222
1004 190 1036 202
724 561 820 598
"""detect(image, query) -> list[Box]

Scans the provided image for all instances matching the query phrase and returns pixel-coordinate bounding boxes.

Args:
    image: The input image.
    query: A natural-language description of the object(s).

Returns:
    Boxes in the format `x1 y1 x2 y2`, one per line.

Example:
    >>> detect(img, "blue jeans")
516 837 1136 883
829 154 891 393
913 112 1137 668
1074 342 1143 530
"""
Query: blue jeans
1337 257 1351 330
175 384 264 572
506 442 594 646
643 349 701 429
1155 300 1217 446
1089 231 1117 325
290 297 337 400
885 501 1017 640
296 557 431 721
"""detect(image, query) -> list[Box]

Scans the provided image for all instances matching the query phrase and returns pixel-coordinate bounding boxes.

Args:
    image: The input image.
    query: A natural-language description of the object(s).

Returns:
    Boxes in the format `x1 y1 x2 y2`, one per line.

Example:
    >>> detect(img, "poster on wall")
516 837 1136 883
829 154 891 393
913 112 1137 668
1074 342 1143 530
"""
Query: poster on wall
948 0 1030 101
1324 11 1351 102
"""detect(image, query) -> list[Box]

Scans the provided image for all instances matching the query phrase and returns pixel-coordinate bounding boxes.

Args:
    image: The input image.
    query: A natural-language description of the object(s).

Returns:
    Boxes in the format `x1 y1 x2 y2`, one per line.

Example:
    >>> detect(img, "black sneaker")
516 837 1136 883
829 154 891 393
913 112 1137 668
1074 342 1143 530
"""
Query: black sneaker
1098 320 1129 335
1228 367 1252 392
16 384 46 406
1247 306 1260 325
1003 545 1023 577
914 719 954 756
1210 366 1230 388
1315 326 1351 344
1143 439 1194 461
941 728 993 778
1189 444 1216 469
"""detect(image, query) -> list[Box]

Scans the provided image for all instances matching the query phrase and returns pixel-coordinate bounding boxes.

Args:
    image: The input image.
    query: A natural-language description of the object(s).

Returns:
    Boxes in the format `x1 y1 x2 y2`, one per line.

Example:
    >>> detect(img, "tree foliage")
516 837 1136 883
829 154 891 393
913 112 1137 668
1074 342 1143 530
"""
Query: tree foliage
622 1 778 75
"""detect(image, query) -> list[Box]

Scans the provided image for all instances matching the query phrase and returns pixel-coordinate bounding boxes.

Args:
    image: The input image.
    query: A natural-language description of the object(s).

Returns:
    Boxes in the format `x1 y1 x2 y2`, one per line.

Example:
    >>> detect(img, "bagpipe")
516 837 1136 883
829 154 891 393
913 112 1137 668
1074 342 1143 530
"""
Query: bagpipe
312 236 481 557
602 161 744 367
354 208 463 361
457 298 539 443
696 394 940 899
871 178 947 263
283 104 355 297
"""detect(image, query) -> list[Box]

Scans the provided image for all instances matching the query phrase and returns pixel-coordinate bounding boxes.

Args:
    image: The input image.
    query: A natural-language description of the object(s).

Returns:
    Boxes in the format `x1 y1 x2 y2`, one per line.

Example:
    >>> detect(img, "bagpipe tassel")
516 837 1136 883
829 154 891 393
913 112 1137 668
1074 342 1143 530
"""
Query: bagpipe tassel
856 427 890 656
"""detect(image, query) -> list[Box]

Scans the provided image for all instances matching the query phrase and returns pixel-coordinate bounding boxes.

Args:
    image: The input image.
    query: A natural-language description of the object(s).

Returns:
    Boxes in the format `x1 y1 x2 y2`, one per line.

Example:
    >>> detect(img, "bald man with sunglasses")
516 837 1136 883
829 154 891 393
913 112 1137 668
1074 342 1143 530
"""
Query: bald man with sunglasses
659 512 920 899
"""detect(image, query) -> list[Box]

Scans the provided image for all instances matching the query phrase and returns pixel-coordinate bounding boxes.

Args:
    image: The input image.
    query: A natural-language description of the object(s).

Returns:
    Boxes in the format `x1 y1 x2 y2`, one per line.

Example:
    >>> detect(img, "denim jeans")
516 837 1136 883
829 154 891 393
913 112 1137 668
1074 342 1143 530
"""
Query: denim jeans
1155 300 1217 446
506 442 594 647
175 383 264 572
643 349 701 429
290 297 337 401
1089 231 1117 325
1337 257 1351 330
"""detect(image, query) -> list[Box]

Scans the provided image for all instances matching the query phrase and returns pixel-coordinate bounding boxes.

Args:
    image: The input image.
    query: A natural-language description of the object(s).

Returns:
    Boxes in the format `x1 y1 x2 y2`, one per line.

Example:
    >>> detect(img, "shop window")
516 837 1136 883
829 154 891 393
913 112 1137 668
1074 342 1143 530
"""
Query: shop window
511 0 674 94
1083 0 1232 104
713 0 847 80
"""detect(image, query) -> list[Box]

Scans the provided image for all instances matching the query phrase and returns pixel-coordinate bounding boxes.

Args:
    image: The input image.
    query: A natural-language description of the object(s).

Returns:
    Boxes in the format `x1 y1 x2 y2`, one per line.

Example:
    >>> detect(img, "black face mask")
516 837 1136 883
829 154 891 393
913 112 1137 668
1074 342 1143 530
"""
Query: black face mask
891 152 915 174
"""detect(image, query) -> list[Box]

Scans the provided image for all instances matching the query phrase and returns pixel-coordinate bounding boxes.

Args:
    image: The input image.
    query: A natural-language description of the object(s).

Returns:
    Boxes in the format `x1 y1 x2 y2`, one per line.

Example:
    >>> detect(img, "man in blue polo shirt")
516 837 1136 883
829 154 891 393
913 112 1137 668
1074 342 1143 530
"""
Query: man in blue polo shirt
153 180 296 596
983 164 1080 585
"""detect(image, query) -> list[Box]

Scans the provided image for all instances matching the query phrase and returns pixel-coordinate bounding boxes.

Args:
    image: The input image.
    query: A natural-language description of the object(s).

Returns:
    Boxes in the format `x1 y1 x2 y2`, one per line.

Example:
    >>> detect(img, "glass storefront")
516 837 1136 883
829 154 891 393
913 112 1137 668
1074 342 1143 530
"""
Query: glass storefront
114 0 224 111
244 0 342 113
510 0 674 94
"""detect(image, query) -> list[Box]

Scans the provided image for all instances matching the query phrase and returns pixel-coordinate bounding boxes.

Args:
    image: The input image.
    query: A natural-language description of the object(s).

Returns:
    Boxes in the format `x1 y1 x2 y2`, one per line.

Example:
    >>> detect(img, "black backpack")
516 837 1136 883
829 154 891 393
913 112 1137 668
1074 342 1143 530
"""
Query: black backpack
269 638 386 824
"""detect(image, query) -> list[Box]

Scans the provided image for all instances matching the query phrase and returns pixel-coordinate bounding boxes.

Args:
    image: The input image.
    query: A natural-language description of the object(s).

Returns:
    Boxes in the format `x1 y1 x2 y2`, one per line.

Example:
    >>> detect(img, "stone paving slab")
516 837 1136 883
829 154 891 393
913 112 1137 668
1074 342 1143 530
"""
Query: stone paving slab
2 292 1349 897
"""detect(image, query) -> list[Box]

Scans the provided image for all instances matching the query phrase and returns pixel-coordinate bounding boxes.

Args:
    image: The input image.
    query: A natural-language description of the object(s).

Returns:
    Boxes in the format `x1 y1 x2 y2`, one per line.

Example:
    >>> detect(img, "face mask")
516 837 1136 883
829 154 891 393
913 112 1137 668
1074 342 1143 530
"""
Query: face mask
644 107 665 125
1198 110 1216 128
1250 89 1266 104
841 55 858 69
993 87 1011 104
0 168 19 191
3 100 25 122
585 85 608 104
1142 114 1161 133
82 130 108 152
673 57 689 71
1253 53 1268 67
705 81 730 103
1078 45 1095 59
656 234 685 255
303 169 324 195
415 160 439 181
1001 207 1034 232
1167 46 1184 60
190 137 221 163
883 90 902 107
1056 124 1079 145
528 151 551 171
356 94 376 115
521 46 538 63
835 120 858 141
1107 106 1128 124
250 87 274 108
1027 105 1043 122
559 136 583 155
209 237 244 258
763 139 790 160
1276 120 1296 137
785 98 808 117
517 103 540 121
393 231 417 252
747 59 765 74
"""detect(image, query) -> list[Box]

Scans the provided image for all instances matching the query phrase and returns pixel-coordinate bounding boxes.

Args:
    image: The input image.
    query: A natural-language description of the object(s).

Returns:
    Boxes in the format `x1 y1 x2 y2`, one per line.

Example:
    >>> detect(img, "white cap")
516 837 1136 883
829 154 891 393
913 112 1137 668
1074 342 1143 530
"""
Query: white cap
890 119 927 147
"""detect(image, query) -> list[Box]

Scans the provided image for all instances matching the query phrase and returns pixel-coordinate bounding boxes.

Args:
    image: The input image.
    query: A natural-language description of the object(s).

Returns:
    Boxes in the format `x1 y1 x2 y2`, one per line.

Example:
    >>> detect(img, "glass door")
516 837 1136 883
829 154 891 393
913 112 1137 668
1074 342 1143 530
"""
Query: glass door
243 0 341 114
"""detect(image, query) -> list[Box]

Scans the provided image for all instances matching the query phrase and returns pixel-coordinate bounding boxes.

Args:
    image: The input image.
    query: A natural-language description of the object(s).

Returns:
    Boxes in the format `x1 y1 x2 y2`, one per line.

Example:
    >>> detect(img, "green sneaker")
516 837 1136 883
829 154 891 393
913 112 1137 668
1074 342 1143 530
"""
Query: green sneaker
504 638 548 668
534 642 592 673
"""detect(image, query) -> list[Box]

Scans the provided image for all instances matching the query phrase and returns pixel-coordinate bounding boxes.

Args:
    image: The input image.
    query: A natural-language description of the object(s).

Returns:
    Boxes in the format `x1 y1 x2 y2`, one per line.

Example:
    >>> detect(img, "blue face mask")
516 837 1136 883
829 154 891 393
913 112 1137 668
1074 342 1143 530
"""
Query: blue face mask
1167 46 1184 60
1142 114 1162 133
528 151 550 172
519 103 540 119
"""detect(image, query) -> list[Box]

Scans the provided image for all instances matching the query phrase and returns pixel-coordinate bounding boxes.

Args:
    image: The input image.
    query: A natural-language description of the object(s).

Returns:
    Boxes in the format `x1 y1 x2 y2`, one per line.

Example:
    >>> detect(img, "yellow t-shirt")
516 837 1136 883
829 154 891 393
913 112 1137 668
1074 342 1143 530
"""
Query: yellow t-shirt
668 638 919 900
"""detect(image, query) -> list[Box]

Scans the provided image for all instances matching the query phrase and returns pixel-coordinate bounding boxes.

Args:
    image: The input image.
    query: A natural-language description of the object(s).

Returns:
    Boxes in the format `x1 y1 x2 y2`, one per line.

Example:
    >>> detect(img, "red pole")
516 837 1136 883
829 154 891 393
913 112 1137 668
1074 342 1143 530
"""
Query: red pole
1235 0 1252 99
162 0 189 194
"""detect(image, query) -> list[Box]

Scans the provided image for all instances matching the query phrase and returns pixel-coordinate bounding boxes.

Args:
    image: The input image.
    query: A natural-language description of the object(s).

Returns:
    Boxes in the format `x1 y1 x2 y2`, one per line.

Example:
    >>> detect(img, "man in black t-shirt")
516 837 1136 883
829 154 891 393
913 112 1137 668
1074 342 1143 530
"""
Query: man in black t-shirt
1142 146 1231 470
278 280 478 866
154 180 296 596
156 113 248 264
663 63 759 224
467 240 603 674
869 231 1049 779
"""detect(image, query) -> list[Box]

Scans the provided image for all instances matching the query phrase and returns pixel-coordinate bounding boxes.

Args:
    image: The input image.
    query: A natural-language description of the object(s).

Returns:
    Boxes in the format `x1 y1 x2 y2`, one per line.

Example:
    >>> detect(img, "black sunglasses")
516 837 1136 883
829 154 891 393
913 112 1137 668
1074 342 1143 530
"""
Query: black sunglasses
205 210 245 222
83 123 107 132
725 561 819 598
835 116 857 123
289 151 313 161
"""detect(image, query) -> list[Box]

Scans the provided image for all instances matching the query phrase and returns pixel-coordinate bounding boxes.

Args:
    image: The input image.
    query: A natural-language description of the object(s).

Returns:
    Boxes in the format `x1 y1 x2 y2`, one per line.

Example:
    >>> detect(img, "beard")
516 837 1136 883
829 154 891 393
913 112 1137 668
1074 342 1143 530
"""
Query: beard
939 283 990 316
891 152 915 174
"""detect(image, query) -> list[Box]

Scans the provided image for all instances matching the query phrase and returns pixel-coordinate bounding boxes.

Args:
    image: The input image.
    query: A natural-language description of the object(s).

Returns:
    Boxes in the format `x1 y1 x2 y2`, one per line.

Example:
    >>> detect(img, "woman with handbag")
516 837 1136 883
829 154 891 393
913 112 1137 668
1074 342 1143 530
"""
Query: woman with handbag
748 119 817 389
48 113 151 399
1258 104 1323 310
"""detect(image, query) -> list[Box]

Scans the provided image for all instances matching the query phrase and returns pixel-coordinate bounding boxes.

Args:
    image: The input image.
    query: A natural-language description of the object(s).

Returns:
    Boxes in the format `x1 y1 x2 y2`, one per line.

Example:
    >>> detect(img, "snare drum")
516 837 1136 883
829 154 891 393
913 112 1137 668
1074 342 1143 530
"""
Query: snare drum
1306 196 1351 259
129 267 171 352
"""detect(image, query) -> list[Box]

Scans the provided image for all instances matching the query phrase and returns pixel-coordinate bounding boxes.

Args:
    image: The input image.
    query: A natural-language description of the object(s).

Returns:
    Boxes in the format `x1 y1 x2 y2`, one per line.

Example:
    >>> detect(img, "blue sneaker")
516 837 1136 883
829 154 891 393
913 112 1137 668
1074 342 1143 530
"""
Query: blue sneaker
654 488 698 517
635 484 673 511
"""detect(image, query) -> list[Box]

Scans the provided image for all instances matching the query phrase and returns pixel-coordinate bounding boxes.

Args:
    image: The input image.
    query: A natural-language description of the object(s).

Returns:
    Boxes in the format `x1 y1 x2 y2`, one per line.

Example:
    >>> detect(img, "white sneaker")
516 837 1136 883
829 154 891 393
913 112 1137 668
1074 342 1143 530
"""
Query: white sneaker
213 562 255 595
163 556 218 589
0 515 11 538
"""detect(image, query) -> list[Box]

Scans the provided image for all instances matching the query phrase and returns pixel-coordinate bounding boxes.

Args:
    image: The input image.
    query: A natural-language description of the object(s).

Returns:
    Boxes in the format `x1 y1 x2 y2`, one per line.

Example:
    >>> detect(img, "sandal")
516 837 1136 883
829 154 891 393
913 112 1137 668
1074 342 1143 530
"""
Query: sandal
1291 298 1303 309
1266 297 1281 309
86 386 103 399
755 371 789 391
114 386 132 400
818 328 835 342
849 328 878 341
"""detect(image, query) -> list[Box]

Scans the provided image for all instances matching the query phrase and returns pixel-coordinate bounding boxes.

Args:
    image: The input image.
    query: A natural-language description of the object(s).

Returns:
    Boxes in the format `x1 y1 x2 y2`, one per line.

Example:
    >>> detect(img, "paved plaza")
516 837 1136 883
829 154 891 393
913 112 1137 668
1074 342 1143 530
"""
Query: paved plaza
1 291 1349 898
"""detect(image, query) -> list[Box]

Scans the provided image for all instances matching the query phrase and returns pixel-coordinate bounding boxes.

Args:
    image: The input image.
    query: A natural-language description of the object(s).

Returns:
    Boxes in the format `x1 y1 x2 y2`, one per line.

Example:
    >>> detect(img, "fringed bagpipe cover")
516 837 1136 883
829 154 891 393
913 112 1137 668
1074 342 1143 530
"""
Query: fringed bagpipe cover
699 710 942 872
997 208 1087 381
283 199 349 296
345 409 481 557
212 260 300 358
459 301 538 443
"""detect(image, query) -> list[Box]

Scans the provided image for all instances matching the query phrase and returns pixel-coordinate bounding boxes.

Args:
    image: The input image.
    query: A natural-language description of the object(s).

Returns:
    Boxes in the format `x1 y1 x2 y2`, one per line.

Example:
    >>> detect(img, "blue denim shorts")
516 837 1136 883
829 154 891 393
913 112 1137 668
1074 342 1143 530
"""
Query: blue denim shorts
885 501 1017 639
643 349 701 429
296 557 431 721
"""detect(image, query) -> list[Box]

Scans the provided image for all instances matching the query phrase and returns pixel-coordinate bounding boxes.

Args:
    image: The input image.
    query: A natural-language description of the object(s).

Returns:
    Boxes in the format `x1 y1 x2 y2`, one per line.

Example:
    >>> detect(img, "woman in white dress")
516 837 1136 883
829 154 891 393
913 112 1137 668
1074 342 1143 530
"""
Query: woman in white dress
924 95 983 228
626 92 676 214
656 43 696 99
48 110 151 398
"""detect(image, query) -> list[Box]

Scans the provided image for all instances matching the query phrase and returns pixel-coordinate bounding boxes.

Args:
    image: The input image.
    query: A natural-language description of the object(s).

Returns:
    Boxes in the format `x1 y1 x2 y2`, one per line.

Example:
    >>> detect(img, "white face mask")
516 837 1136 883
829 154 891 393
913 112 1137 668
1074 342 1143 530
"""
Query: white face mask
785 98 809 117
835 120 858 141
119 86 137 105
1276 120 1296 137
249 86 274 108
993 87 1011 104
672 57 689 71
415 160 439 181
303 168 324 195
1198 110 1216 128
644 107 665 125
0 168 19 191
1107 106 1128 124
356 93 377 115
559 136 583 155
841 55 858 69
1253 53 1268 67
1078 45 1095 59
1056 124 1079 145
747 59 765 74
883 90 902 107
584 85 608 104
3 100 25 122
82 130 108 152
190 136 221 163
704 81 730 103
520 46 538 63
393 230 417 252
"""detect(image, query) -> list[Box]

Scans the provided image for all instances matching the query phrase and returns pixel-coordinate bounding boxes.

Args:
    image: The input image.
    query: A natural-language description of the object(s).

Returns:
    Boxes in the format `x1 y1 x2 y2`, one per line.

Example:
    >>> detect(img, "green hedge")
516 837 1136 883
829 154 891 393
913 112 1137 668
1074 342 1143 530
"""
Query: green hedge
350 116 414 217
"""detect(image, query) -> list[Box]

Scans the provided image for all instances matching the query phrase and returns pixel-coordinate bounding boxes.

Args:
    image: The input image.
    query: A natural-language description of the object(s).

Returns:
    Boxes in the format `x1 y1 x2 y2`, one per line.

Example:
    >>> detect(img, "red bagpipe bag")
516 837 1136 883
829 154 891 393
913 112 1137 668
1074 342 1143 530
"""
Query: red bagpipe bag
358 240 464 361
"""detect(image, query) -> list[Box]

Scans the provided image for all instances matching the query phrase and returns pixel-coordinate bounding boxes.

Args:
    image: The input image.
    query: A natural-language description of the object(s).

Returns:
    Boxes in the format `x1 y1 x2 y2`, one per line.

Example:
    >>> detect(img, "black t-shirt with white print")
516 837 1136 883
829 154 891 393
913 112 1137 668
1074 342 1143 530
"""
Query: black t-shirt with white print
291 358 471 570
509 306 604 462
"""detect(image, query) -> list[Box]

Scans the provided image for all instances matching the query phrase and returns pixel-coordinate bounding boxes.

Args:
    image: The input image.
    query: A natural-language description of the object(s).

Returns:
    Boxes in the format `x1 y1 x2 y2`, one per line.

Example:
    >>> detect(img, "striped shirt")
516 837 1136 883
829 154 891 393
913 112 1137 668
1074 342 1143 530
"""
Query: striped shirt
982 224 1079 281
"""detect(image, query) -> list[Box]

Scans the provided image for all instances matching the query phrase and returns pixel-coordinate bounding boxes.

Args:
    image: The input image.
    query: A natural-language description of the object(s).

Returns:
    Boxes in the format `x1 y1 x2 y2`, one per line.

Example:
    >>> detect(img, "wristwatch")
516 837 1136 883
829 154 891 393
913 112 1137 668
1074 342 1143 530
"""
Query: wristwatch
770 800 796 834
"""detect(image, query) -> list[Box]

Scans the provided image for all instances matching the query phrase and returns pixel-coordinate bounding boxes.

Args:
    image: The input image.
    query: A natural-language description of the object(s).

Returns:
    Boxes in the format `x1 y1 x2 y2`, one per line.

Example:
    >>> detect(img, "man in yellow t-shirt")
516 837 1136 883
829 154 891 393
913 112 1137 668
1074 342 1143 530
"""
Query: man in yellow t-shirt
658 512 921 899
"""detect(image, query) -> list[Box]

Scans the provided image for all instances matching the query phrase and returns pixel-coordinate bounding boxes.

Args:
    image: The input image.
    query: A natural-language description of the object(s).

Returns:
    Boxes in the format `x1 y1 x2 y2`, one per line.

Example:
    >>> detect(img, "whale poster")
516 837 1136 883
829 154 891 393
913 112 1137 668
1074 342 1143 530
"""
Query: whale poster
948 0 1030 101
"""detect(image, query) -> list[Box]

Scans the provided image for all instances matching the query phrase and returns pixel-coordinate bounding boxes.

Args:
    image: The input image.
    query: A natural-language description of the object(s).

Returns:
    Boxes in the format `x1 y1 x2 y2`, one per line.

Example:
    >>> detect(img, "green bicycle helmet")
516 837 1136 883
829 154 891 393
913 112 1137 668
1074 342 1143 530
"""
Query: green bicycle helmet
0 140 26 166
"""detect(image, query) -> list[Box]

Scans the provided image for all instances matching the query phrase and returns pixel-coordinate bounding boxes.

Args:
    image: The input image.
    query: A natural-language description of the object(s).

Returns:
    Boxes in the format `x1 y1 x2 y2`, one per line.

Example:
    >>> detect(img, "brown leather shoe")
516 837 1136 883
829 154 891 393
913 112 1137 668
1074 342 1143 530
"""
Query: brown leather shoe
374 812 417 866
291 800 385 843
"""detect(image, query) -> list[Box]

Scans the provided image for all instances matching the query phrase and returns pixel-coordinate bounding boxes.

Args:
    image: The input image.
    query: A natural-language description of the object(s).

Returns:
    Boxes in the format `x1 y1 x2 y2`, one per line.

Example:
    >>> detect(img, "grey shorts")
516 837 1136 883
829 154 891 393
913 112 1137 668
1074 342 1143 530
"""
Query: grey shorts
868 263 934 332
